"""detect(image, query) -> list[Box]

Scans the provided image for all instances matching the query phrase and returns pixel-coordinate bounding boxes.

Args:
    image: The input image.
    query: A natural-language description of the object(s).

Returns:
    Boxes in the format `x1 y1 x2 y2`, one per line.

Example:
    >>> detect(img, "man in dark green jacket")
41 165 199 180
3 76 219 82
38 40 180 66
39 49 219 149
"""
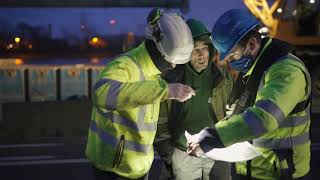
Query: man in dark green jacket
154 18 233 180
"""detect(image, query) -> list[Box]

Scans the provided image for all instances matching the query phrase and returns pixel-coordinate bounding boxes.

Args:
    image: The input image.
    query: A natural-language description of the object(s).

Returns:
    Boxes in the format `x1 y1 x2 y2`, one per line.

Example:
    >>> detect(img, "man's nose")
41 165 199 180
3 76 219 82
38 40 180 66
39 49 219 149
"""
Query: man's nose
198 50 205 57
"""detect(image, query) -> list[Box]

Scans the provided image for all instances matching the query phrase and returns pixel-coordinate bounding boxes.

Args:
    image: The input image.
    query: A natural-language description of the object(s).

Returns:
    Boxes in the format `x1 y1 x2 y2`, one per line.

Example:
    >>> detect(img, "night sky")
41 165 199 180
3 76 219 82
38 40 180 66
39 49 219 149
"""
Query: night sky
0 0 246 38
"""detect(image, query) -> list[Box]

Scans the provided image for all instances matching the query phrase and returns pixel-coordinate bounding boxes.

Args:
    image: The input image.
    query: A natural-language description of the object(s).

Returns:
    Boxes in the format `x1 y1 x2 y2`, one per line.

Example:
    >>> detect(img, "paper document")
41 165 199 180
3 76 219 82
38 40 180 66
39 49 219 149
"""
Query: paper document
185 131 262 162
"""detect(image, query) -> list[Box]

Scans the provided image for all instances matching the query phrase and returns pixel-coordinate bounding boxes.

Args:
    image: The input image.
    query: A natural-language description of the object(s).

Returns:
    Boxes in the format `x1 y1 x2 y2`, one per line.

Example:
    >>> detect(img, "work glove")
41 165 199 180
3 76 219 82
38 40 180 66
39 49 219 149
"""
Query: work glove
167 83 196 102
186 127 225 156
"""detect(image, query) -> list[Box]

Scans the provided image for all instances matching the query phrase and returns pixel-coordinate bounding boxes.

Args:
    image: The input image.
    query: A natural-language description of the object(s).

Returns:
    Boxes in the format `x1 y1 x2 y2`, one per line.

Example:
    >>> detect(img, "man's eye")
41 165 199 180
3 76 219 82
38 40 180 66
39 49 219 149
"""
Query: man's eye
202 47 208 51
196 49 203 53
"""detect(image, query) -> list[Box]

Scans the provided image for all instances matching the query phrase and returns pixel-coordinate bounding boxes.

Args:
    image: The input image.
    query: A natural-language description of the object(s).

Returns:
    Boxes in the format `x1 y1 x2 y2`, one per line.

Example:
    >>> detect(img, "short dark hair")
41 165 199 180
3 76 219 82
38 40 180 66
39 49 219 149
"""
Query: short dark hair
237 27 262 48
194 34 216 59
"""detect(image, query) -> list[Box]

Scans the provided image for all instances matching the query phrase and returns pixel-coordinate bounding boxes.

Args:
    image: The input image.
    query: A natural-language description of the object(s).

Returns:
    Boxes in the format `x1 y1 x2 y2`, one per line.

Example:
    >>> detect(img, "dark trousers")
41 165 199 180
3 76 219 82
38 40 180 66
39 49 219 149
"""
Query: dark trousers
92 166 148 180
231 174 311 180
231 164 311 180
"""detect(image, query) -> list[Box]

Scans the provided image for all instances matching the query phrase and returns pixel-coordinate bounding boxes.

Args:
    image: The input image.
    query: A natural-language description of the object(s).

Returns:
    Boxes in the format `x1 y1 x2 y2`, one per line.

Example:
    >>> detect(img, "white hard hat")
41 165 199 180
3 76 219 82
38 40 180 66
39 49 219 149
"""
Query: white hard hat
145 10 194 64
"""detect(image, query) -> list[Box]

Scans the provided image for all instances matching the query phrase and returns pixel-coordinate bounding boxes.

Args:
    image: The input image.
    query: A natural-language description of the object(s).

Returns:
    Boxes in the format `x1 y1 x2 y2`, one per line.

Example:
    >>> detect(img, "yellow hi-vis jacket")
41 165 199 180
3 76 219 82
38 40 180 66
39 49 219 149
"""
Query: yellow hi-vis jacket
86 42 169 179
215 39 311 179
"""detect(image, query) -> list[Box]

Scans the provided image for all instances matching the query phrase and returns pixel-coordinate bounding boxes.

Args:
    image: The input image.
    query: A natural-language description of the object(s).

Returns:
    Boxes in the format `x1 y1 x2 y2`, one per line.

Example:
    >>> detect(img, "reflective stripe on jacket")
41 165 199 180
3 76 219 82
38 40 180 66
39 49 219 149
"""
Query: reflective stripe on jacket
86 43 169 179
215 39 311 179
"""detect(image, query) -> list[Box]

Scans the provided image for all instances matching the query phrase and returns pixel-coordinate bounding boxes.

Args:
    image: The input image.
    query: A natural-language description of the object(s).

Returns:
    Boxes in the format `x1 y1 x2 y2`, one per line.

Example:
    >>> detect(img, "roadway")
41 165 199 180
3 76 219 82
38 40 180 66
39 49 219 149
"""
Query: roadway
0 137 164 180
0 137 319 180
1 111 319 180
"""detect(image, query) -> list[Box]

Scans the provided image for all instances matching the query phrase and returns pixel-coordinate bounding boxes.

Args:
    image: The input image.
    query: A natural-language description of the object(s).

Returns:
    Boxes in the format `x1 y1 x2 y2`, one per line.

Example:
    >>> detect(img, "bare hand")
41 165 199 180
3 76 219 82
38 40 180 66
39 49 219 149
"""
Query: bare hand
186 142 204 157
167 83 196 102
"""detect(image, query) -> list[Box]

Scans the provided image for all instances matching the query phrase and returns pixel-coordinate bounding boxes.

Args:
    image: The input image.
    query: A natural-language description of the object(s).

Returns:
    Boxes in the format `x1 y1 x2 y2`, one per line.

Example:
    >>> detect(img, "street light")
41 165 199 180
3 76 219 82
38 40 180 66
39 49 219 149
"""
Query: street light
91 37 99 44
15 37 21 43
80 24 86 30
109 19 116 25
8 44 14 49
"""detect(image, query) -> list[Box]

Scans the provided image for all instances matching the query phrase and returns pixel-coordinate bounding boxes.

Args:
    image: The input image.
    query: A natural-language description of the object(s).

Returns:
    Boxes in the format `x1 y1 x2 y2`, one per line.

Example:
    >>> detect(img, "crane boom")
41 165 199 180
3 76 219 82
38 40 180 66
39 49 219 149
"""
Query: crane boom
243 0 320 45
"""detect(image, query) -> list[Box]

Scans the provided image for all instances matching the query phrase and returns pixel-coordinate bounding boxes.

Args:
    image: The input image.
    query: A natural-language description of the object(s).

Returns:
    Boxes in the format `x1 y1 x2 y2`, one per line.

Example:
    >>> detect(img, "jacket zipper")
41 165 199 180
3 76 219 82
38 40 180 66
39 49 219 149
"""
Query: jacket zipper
151 104 154 120
112 135 125 168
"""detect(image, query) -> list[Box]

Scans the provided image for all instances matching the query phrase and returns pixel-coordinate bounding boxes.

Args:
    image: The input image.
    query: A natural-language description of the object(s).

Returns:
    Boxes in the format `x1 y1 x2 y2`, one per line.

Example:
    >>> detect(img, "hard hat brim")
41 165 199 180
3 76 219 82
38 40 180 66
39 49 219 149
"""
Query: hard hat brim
218 23 259 61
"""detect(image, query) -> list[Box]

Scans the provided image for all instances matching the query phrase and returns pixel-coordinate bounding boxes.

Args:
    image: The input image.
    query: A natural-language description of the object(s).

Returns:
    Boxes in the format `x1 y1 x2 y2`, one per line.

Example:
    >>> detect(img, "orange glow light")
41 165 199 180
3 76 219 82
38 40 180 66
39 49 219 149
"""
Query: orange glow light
14 58 24 65
90 58 100 64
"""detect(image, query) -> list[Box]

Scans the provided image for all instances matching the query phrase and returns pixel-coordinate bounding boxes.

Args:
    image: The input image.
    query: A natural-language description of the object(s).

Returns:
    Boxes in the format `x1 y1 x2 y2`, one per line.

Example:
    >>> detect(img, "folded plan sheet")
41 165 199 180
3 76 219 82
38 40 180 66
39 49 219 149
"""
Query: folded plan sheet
185 131 262 162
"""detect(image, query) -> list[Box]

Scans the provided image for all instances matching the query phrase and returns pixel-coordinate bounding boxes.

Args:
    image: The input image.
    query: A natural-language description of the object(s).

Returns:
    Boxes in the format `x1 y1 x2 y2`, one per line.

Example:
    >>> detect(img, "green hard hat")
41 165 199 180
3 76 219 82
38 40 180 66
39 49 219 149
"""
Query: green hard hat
187 18 215 58
186 18 211 38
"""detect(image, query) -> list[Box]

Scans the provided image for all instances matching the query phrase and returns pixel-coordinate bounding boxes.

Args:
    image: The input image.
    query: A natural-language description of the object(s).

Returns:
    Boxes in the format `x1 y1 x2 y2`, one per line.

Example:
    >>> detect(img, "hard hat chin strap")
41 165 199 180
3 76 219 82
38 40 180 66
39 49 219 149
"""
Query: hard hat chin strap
145 39 173 72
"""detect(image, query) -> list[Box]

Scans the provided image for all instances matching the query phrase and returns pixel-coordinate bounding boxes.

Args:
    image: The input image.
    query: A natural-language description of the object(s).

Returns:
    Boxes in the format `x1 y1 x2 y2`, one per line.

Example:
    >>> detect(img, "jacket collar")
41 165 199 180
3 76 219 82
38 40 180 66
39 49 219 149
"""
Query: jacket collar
132 42 162 78
245 37 292 78
245 37 272 76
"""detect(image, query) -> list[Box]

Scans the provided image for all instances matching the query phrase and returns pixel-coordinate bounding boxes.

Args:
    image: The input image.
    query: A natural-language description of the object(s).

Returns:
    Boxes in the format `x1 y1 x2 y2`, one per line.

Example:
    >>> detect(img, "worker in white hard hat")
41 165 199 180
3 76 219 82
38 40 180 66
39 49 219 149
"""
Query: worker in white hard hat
85 8 195 180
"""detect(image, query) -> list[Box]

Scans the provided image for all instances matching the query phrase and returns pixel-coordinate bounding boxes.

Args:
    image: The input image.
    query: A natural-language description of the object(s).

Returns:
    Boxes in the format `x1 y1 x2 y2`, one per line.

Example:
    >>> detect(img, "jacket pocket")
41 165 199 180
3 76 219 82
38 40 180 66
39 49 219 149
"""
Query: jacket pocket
113 135 125 168
211 88 224 121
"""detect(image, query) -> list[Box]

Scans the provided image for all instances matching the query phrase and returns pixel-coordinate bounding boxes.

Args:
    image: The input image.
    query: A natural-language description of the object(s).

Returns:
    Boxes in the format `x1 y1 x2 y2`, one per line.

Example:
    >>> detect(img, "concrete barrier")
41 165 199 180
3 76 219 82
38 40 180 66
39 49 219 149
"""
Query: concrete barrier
0 67 26 102
28 65 58 102
60 65 89 101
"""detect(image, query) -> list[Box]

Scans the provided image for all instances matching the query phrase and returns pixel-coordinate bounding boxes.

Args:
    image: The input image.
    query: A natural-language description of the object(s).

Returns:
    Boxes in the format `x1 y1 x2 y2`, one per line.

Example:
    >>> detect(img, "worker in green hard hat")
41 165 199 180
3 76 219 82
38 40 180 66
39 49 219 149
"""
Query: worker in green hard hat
154 18 233 180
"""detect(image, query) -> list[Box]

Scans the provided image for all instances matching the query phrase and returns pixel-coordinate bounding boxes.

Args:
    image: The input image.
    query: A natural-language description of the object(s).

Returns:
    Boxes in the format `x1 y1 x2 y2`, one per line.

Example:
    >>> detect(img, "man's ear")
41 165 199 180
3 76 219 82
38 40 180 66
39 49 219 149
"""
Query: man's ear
247 37 260 56
248 37 257 51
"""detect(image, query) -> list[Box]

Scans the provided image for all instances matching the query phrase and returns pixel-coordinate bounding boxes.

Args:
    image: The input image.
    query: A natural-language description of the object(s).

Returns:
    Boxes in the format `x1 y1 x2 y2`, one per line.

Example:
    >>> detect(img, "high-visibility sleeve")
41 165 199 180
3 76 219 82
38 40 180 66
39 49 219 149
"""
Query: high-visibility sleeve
216 60 309 146
92 56 169 111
